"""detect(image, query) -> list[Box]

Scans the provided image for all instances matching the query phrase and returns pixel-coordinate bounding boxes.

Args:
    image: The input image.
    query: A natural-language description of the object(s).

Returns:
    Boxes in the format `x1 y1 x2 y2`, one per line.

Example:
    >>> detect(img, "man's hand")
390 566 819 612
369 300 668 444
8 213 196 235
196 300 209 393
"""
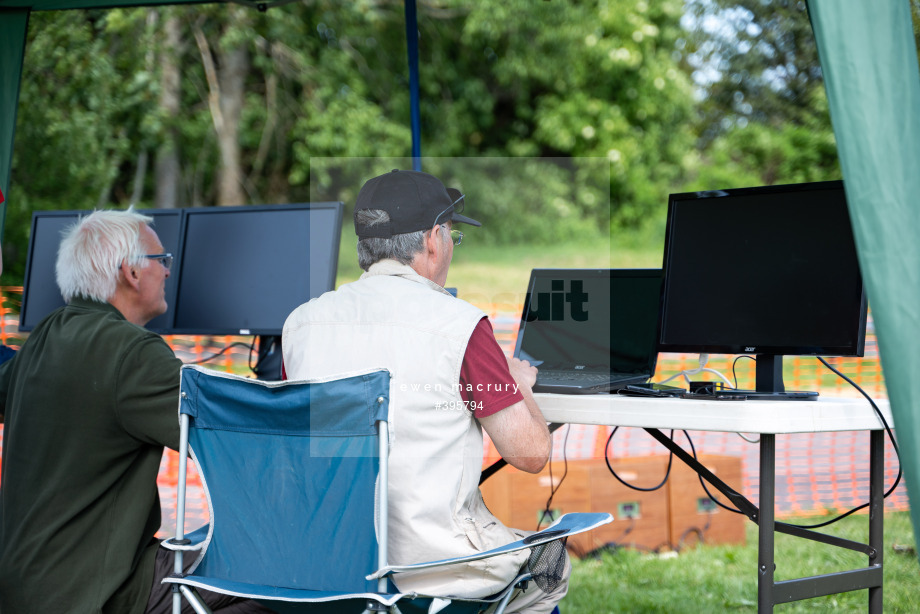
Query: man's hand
506 356 538 392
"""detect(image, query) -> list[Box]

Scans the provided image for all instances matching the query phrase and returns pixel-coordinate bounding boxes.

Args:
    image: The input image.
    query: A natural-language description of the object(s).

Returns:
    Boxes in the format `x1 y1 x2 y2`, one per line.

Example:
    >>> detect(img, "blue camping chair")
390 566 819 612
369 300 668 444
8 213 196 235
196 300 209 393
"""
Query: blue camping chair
162 365 612 614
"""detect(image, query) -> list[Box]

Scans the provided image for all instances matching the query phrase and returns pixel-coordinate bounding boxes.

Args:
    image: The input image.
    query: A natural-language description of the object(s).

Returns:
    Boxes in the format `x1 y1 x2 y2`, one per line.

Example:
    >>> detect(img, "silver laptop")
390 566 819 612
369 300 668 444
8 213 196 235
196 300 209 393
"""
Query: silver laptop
513 269 663 394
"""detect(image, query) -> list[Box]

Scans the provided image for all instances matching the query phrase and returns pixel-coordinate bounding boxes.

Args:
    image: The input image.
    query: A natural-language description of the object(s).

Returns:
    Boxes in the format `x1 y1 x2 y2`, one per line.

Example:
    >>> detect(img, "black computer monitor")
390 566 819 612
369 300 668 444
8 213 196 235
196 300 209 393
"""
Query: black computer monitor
656 180 868 399
170 202 343 336
19 209 182 333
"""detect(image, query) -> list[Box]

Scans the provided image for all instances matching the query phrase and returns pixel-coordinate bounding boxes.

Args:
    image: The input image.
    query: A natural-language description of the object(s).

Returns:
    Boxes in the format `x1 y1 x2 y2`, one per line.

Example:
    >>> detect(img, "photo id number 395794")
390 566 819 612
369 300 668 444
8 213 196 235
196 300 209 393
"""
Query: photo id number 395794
435 400 483 411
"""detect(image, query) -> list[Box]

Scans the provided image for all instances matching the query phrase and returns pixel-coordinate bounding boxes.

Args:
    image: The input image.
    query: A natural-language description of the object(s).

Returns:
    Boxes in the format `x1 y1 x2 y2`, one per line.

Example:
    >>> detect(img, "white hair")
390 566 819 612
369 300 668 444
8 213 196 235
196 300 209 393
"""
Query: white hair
355 209 448 272
55 209 154 303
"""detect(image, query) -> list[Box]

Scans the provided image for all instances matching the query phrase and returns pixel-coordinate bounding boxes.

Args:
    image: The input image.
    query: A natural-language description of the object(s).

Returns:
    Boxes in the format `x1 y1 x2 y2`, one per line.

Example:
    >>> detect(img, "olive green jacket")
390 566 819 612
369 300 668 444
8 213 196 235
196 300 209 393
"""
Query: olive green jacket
0 298 181 613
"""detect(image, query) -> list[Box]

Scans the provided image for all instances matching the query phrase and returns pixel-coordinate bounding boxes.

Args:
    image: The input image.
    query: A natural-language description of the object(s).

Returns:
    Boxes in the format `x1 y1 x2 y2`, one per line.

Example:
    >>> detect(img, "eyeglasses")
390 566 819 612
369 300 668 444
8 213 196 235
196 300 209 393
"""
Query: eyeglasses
433 191 466 227
144 253 173 271
450 229 463 246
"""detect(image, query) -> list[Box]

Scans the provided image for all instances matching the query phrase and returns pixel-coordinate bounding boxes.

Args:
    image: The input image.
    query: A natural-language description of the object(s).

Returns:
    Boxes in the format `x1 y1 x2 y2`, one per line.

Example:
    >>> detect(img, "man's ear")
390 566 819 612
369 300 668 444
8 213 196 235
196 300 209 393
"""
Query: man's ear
426 225 441 257
120 261 142 291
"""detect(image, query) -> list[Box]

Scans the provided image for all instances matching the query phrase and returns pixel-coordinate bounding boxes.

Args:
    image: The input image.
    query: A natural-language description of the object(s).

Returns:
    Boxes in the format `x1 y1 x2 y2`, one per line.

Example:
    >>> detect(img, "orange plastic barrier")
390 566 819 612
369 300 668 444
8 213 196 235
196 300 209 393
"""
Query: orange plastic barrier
0 288 906 535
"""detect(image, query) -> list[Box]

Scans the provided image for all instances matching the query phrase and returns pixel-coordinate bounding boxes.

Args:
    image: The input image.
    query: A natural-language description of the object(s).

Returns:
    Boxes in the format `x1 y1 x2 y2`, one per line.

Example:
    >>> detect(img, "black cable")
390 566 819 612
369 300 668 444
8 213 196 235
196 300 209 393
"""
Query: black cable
818 356 901 460
732 355 756 389
603 428 734 553
780 356 903 530
604 427 674 492
676 512 712 551
184 341 254 366
643 358 901 529
580 516 638 558
246 337 261 374
537 424 572 530
683 429 744 515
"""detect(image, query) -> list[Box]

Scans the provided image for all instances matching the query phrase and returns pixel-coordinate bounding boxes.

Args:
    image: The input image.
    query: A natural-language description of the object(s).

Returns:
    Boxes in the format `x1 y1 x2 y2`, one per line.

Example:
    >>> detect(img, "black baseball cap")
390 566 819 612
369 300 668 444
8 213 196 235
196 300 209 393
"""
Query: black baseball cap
354 169 481 239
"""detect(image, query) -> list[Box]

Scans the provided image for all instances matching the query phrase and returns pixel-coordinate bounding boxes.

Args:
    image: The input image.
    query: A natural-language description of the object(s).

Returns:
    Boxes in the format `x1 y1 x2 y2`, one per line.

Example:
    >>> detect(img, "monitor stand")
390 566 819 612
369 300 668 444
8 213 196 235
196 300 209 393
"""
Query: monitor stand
718 354 818 401
253 335 283 381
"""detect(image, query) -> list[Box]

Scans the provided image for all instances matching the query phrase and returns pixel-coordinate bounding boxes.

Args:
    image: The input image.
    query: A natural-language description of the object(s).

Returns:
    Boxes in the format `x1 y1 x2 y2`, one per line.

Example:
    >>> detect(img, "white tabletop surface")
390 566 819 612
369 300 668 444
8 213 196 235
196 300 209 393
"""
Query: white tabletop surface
535 393 892 434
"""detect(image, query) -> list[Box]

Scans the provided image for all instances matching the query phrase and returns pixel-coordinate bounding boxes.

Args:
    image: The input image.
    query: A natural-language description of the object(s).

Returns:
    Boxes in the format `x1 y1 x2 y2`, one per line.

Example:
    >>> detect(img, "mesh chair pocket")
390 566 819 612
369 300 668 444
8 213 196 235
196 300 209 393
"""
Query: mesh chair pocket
526 538 567 594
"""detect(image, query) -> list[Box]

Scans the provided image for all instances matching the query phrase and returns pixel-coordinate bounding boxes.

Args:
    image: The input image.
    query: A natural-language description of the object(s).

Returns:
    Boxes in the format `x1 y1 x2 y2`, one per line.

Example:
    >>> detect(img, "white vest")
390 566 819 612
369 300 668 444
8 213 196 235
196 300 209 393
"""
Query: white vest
282 260 528 597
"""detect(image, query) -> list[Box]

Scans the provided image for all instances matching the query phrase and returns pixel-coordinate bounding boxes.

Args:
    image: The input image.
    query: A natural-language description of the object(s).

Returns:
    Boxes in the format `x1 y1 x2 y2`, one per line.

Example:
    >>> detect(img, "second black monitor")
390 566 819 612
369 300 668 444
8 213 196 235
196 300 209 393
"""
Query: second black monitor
171 202 343 335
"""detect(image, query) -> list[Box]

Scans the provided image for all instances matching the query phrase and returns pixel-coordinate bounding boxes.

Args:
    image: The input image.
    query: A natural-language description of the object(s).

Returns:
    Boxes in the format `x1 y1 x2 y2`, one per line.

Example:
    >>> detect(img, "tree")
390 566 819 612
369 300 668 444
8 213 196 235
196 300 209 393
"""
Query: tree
683 0 826 142
154 7 183 209
421 0 697 231
304 0 696 234
680 0 844 189
8 1 698 283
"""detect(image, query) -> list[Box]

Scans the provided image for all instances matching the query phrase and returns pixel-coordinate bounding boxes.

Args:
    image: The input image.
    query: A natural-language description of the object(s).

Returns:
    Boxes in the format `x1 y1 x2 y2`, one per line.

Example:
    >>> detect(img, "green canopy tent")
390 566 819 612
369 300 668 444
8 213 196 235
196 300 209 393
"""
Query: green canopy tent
809 0 920 550
1 0 919 557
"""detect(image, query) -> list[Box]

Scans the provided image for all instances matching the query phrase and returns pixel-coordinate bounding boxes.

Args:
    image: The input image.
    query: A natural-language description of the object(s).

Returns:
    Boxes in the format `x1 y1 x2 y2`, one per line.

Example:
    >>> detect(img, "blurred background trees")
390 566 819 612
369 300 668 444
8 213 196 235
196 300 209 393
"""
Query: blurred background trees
680 0 842 191
5 0 920 283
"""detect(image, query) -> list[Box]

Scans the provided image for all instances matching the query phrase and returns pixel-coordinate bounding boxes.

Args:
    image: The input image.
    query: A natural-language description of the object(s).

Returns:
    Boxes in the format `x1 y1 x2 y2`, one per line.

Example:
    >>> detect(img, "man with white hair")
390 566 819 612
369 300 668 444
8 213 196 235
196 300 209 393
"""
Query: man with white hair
0 210 271 613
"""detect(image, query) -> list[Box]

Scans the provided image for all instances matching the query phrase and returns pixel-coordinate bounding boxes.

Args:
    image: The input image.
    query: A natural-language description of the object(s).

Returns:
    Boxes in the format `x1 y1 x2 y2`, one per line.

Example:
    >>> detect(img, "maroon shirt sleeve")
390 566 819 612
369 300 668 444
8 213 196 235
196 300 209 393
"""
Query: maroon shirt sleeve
459 317 524 418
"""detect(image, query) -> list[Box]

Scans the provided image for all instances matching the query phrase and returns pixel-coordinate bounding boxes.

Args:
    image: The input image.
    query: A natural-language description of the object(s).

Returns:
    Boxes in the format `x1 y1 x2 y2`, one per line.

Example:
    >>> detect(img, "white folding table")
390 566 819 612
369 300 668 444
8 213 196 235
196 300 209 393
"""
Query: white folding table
534 393 893 613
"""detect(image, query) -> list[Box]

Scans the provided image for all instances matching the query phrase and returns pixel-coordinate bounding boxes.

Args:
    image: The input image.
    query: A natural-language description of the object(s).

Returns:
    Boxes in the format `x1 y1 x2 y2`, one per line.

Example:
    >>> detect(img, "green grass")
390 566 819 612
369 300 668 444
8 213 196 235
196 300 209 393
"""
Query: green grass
563 511 918 613
335 230 665 304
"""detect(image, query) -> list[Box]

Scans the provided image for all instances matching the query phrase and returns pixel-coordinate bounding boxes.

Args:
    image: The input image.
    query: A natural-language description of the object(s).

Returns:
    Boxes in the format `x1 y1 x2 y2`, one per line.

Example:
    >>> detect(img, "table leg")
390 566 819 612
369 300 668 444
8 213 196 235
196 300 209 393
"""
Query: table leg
758 433 776 613
869 428 884 613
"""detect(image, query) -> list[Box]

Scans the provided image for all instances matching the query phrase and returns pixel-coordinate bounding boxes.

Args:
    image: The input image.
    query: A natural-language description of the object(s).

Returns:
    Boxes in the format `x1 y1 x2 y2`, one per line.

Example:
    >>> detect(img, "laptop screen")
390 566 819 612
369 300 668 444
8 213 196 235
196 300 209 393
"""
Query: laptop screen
513 269 662 375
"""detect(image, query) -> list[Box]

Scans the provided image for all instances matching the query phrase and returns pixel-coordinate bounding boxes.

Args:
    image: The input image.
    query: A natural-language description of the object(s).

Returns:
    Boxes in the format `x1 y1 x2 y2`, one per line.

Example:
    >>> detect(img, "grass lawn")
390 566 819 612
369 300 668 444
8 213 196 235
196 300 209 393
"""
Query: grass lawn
563 511 918 613
335 229 666 303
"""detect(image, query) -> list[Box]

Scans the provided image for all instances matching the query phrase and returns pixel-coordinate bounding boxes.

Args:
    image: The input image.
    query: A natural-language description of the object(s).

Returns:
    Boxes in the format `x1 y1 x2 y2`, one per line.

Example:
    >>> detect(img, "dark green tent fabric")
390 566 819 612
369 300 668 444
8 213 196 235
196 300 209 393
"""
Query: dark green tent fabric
0 9 29 234
810 0 920 553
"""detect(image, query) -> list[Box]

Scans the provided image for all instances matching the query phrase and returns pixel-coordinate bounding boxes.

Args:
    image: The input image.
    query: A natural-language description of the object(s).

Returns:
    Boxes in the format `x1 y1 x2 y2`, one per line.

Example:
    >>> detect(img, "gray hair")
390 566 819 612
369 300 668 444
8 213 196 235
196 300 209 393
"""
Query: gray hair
356 209 428 271
56 209 154 303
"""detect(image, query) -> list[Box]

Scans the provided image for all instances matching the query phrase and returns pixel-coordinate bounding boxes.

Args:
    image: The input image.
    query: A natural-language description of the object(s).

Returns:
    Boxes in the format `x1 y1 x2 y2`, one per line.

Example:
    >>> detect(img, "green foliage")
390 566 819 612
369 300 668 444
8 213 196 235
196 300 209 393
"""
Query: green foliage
14 12 150 205
6 10 161 282
9 1 694 228
680 0 843 190
684 0 825 142
684 90 841 191
909 1 920 60
7 0 894 286
439 0 697 229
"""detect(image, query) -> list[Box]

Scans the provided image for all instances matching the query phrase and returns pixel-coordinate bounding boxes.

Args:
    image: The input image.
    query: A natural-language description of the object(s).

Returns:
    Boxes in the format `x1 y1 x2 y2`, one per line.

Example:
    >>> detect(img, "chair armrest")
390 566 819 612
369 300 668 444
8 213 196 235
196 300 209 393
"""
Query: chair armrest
366 512 612 580
160 524 210 552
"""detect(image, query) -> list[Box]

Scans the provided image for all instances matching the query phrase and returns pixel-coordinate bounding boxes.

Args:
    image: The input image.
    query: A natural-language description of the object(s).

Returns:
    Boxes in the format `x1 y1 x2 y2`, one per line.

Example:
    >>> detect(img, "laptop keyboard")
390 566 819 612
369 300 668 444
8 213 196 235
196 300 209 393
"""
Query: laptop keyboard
537 370 611 383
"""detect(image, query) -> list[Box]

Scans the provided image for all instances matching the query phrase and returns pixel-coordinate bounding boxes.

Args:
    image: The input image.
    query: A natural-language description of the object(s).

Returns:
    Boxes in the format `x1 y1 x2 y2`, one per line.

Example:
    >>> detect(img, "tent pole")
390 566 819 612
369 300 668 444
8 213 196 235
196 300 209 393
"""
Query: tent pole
404 0 422 171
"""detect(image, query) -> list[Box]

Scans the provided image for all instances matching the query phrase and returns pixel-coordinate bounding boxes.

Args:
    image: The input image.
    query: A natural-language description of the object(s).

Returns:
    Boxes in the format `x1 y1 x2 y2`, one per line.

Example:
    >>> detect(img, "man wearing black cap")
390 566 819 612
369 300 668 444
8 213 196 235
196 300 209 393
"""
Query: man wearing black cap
282 169 565 612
